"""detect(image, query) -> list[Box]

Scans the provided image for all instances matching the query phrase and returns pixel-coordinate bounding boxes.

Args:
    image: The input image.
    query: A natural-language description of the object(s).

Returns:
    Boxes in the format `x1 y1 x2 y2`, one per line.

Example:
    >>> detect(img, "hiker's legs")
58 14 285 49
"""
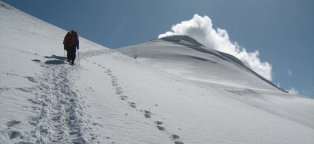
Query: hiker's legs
66 50 70 62
68 48 76 64
64 45 70 62
72 49 76 62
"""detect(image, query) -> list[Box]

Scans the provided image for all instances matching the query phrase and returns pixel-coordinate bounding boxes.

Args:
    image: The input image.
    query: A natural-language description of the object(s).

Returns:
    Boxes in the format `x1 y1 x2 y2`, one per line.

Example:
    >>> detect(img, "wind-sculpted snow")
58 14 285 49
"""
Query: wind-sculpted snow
119 36 278 91
161 35 204 47
158 35 283 92
1 1 314 144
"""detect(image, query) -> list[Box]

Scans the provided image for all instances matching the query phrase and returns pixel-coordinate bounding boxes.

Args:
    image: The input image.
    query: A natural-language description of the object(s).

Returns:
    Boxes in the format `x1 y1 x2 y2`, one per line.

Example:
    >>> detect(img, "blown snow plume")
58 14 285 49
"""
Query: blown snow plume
159 14 272 81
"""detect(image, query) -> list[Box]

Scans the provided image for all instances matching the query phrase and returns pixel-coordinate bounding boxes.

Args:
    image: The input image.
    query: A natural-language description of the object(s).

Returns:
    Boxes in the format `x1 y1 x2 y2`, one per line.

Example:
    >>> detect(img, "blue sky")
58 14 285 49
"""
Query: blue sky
3 0 314 98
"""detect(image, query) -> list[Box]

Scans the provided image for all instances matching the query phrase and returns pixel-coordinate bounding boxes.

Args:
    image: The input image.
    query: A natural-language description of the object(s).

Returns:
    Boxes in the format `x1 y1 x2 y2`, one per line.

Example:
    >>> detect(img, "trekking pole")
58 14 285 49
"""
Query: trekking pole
78 49 80 64
64 50 66 62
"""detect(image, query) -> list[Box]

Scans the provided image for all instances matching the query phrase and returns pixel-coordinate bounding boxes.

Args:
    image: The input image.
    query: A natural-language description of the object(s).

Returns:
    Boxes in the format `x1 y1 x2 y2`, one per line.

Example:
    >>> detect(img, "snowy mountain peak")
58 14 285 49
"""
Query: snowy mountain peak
1 1 314 144
120 36 284 92
158 35 284 92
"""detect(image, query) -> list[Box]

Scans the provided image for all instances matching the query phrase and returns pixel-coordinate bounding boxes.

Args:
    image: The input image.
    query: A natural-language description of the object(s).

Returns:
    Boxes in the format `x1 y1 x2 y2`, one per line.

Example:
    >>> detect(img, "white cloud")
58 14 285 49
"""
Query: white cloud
287 69 292 76
287 87 299 95
158 14 272 81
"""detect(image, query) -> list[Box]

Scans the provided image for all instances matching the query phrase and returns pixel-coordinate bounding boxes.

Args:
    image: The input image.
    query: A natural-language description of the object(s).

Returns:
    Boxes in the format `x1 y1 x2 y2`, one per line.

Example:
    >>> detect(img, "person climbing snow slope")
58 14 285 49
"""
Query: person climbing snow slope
63 30 79 65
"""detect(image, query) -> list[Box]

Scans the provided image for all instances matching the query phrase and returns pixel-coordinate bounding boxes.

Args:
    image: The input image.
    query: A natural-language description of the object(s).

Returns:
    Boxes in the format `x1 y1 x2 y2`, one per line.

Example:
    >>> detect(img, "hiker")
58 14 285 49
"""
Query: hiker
63 30 79 65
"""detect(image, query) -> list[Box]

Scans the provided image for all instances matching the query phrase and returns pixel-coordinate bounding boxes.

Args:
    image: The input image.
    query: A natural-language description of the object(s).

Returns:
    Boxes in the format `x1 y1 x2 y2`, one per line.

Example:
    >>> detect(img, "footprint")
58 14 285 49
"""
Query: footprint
116 87 122 91
7 130 22 139
111 75 117 78
116 90 123 95
155 121 163 125
92 123 103 127
172 134 180 140
0 87 10 92
106 69 112 73
174 141 184 144
25 76 37 83
128 102 136 108
32 59 41 62
144 110 151 118
112 79 118 83
7 120 21 127
112 83 118 87
120 96 128 100
157 126 166 131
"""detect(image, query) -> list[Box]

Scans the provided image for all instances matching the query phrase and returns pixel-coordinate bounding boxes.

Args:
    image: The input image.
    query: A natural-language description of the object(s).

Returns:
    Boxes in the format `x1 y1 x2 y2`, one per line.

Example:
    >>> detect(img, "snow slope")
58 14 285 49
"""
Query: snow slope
119 35 281 91
1 1 314 144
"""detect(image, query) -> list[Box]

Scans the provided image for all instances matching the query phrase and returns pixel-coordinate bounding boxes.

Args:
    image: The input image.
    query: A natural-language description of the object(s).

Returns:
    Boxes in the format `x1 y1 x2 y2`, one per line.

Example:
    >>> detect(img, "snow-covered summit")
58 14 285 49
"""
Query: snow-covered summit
163 35 284 91
1 1 314 144
119 35 281 92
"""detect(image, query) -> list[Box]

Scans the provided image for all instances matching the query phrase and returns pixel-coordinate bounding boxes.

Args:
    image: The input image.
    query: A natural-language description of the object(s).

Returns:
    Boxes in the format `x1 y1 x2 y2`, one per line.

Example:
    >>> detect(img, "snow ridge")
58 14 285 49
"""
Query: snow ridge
161 35 204 47
0 1 13 10
160 35 284 91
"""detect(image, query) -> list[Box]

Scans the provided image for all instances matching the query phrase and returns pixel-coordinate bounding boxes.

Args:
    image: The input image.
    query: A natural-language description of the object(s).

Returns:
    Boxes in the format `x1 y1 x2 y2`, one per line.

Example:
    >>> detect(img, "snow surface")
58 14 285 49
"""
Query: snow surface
1 1 314 144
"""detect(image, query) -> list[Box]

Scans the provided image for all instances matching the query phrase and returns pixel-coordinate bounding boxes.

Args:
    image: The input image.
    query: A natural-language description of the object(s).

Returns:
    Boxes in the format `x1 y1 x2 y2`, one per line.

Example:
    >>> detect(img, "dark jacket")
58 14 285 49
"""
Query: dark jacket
63 31 79 50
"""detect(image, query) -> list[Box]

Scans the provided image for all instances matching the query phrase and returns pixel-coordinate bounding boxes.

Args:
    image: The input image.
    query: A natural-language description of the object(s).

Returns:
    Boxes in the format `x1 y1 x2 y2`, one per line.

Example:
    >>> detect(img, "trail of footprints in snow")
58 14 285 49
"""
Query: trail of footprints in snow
27 63 87 144
90 61 184 144
4 120 23 140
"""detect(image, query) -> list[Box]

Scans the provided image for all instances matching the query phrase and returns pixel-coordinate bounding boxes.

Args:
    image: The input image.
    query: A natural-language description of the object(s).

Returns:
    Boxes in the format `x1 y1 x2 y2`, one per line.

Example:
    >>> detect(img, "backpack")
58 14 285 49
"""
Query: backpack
63 32 70 50
69 31 78 46
63 31 78 48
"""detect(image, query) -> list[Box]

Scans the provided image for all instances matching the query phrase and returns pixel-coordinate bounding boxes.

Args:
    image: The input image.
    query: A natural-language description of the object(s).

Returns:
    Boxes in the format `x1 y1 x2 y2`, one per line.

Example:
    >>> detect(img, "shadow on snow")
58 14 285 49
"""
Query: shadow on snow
44 55 66 65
